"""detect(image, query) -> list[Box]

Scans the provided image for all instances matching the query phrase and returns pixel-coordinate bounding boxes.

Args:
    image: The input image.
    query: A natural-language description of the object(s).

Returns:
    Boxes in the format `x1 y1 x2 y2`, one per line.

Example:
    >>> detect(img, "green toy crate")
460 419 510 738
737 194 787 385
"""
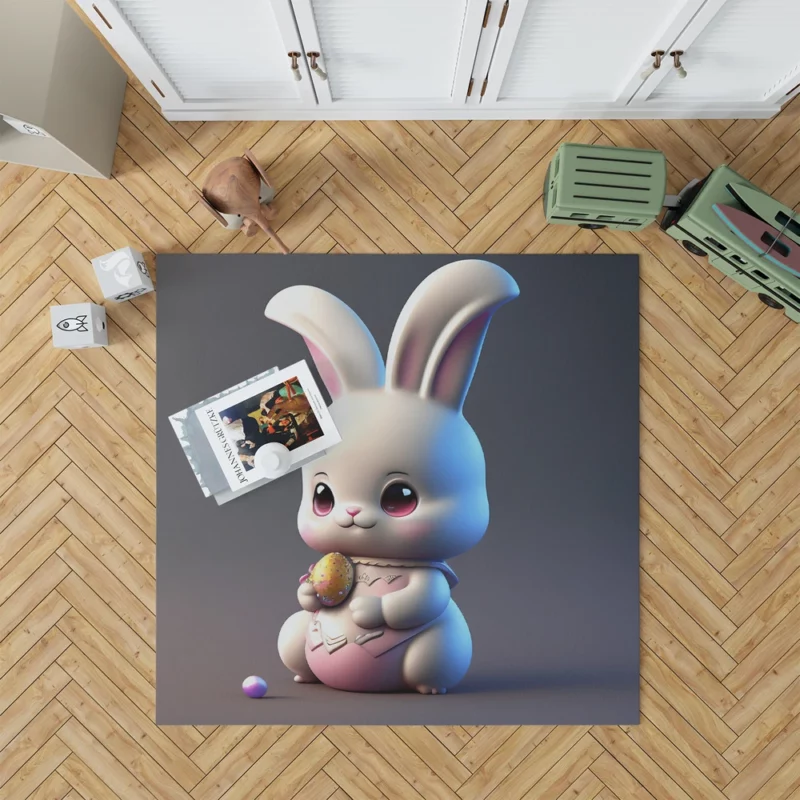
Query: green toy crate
544 143 667 231
661 164 800 323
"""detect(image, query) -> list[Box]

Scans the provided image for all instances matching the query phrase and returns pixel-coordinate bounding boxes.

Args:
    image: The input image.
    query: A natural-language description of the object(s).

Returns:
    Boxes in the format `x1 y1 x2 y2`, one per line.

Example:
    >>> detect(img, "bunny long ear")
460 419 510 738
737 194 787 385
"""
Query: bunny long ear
385 259 519 412
265 286 384 399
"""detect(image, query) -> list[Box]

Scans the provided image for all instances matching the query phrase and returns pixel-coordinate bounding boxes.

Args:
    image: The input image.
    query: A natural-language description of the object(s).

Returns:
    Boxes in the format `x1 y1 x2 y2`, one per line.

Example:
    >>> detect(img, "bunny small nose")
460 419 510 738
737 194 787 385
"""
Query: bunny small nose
346 506 362 517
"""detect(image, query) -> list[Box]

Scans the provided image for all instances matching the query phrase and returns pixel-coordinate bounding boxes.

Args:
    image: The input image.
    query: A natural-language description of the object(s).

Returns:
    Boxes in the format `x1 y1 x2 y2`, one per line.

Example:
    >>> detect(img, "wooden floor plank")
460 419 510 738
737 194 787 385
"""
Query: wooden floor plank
328 121 469 246
400 120 470 175
56 718 159 800
641 534 736 644
256 122 326 190
57 752 125 800
0 734 71 800
455 120 575 228
457 121 598 251
365 120 469 210
121 85 202 175
0 592 71 685
0 170 66 244
0 697 71 789
640 392 736 501
640 320 737 427
322 137 454 253
56 500 154 608
724 535 800 632
0 163 37 207
0 446 69 538
619 715 728 800
589 751 656 800
55 536 154 647
56 393 155 504
723 676 800 772
0 482 69 570
641 570 737 682
57 680 194 799
55 427 154 543
57 645 204 790
322 173 416 254
116 115 200 211
639 679 737 790
640 612 738 718
110 147 203 249
189 726 289 800
639 355 736 464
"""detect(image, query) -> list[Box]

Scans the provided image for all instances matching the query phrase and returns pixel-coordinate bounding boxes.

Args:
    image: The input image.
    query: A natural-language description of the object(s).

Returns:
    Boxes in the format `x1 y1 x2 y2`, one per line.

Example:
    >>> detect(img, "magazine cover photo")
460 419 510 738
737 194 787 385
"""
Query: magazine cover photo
193 360 340 493
218 375 322 471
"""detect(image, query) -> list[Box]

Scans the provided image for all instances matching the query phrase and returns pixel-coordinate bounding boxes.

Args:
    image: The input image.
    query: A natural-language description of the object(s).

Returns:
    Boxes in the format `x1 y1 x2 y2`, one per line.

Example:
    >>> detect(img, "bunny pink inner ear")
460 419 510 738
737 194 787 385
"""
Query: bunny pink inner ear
304 338 342 399
428 311 491 412
391 334 427 391
265 285 385 398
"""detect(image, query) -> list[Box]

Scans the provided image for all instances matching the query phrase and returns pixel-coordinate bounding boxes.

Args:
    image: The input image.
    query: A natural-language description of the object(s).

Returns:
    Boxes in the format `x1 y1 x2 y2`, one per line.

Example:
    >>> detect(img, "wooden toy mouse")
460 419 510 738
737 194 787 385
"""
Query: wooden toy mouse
197 149 289 254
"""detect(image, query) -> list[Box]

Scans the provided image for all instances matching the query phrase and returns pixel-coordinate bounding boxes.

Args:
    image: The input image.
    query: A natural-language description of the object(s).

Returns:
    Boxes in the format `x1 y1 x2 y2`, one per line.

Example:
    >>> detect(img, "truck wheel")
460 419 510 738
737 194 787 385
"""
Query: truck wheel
682 240 707 257
579 223 606 230
758 293 784 310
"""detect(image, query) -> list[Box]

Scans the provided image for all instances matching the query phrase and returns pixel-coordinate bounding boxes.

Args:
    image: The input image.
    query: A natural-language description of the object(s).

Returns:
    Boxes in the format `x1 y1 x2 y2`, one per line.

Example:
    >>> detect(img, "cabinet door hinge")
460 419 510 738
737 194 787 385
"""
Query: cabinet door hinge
499 0 509 27
467 77 475 97
482 0 492 27
480 77 488 97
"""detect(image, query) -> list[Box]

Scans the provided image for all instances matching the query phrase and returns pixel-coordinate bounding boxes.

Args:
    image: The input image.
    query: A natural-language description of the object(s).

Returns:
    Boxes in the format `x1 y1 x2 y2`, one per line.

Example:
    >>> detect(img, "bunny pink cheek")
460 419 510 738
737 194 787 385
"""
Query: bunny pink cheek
393 520 434 540
298 525 329 550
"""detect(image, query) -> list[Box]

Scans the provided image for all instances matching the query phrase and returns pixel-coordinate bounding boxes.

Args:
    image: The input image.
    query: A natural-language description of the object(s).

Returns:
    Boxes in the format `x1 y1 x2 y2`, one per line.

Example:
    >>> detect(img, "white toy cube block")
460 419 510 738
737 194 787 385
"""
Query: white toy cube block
50 303 108 349
91 246 154 302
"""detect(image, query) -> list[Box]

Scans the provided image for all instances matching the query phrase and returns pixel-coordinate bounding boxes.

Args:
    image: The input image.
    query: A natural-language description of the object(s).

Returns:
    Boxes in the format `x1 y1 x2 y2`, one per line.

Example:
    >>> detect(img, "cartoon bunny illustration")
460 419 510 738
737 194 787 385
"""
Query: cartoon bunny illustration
266 259 519 694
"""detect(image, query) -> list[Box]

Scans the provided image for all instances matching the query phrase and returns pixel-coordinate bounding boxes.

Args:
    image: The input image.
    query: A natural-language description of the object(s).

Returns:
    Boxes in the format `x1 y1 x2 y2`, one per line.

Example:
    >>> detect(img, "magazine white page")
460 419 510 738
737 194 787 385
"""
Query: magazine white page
194 360 340 493
169 367 280 498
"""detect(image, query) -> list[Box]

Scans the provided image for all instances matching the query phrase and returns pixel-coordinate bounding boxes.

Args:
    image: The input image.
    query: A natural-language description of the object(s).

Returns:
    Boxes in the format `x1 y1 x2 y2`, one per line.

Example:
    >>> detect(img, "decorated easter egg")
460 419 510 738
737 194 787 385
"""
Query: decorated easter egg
309 552 354 607
242 675 267 698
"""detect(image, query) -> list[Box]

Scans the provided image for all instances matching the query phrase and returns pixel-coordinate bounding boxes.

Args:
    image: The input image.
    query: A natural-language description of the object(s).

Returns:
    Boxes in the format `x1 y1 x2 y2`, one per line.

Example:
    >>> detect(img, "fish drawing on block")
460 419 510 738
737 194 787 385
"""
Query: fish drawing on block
712 204 800 278
56 315 89 333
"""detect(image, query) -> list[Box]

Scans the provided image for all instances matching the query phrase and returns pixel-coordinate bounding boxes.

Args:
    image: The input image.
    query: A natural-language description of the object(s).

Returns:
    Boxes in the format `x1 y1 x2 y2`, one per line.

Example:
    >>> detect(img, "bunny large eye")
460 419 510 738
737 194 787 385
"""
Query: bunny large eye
313 482 335 516
380 482 418 517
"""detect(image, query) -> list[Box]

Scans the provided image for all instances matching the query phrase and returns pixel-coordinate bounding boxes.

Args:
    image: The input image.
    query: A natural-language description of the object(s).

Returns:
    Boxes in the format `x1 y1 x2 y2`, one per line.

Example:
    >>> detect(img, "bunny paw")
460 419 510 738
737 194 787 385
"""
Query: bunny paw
294 674 320 684
416 685 447 695
350 596 384 629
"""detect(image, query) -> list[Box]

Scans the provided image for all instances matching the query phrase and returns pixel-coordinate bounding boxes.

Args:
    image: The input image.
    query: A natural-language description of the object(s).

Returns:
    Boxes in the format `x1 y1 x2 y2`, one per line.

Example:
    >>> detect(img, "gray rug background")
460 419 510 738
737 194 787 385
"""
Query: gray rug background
155 254 640 725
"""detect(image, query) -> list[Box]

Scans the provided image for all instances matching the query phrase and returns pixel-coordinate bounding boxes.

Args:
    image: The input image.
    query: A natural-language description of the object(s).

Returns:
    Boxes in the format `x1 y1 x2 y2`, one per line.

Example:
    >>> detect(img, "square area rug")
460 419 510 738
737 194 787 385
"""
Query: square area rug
156 254 639 725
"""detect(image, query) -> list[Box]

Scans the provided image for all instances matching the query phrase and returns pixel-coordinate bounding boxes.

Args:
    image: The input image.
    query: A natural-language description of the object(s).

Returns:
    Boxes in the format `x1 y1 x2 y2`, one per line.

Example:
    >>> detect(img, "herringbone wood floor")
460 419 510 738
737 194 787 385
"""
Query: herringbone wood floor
3 52 800 800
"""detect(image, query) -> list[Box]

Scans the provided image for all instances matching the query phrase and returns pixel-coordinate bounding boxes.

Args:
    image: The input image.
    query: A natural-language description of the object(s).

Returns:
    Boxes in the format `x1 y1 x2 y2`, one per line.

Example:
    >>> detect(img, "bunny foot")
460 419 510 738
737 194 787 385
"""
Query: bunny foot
416 685 447 695
294 673 320 684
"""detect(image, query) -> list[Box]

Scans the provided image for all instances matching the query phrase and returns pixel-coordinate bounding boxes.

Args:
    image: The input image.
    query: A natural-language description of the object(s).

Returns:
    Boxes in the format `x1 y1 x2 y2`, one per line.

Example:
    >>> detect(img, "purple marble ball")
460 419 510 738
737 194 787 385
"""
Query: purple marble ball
242 675 268 698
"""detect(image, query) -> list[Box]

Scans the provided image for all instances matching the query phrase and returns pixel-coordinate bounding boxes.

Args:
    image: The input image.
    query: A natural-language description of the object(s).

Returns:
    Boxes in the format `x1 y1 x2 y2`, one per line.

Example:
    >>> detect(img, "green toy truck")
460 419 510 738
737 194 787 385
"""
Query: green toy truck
544 142 800 323
543 143 667 232
660 165 800 323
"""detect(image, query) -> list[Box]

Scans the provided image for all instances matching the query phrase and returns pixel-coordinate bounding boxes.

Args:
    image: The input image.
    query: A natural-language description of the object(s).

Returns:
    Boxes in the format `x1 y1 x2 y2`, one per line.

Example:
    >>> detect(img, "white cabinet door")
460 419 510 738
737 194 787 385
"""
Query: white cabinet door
76 0 317 112
478 0 707 110
287 0 486 109
633 0 800 108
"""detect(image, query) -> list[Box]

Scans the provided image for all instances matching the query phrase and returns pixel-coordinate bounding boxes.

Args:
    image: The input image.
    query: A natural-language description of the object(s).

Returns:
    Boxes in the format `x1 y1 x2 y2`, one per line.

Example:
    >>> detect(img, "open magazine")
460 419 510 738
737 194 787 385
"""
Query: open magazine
169 360 340 504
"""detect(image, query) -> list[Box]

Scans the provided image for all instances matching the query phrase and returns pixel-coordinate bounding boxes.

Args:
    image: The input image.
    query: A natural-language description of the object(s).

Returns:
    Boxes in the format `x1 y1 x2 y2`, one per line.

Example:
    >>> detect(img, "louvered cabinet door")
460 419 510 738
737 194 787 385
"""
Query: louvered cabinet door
286 0 487 108
633 0 800 109
478 0 707 110
76 0 317 112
